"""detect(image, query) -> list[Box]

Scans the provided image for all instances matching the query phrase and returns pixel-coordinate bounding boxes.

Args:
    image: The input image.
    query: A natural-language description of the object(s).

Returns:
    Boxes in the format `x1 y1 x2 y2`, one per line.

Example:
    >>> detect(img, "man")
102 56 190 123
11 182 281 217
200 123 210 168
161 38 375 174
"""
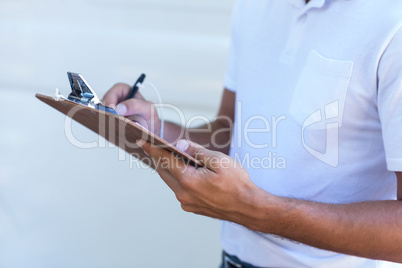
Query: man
103 0 402 267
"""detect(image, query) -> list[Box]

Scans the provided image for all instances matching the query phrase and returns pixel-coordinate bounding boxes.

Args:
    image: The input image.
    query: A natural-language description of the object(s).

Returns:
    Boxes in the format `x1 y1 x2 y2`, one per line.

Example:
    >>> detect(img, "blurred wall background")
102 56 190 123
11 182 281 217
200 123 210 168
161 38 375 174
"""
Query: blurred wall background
0 0 234 267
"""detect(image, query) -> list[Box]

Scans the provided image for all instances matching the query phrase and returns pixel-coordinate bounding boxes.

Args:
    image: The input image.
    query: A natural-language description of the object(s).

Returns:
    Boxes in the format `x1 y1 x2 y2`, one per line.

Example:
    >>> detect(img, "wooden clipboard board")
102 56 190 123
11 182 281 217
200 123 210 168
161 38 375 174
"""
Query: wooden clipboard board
36 93 202 168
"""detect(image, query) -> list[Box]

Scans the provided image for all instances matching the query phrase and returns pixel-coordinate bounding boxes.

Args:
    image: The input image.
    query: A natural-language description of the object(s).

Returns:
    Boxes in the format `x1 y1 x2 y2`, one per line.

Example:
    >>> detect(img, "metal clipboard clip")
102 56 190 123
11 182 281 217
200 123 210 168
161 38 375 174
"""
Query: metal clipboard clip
67 72 118 115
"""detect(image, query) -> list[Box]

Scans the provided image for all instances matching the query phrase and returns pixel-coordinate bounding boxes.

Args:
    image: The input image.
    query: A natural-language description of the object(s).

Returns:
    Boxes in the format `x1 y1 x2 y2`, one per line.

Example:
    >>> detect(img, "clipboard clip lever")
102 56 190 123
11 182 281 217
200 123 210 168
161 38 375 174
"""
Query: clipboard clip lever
67 72 118 115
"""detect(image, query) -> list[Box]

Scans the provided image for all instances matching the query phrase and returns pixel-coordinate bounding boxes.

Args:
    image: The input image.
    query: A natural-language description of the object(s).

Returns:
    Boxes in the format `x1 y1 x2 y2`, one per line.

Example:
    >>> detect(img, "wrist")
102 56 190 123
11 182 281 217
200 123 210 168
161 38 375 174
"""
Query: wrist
242 188 293 234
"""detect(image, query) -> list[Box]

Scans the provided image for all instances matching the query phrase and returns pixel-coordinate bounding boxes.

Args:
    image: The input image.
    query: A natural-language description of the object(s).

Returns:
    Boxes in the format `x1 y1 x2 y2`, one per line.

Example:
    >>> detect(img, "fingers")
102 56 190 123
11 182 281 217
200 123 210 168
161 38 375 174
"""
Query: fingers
137 140 248 221
141 141 190 175
152 163 182 194
139 140 202 184
137 139 181 191
139 140 196 196
102 83 130 107
126 115 149 130
176 140 223 172
102 83 146 108
115 98 154 117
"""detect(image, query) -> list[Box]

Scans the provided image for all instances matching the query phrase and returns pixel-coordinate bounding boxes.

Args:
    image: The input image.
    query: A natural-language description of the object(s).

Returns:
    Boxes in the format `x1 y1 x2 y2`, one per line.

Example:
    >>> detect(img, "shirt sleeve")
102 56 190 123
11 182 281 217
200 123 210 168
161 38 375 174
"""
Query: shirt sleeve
378 25 402 171
223 0 241 92
223 39 238 92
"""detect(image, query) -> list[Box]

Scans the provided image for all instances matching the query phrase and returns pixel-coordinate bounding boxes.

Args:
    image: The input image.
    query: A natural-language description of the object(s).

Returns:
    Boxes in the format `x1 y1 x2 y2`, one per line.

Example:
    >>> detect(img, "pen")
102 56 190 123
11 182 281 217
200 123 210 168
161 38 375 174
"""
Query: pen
126 73 146 100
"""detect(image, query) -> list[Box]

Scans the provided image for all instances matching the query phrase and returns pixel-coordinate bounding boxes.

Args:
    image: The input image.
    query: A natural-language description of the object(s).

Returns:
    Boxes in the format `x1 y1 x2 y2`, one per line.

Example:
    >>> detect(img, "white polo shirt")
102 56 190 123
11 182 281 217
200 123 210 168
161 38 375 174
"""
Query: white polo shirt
222 0 402 267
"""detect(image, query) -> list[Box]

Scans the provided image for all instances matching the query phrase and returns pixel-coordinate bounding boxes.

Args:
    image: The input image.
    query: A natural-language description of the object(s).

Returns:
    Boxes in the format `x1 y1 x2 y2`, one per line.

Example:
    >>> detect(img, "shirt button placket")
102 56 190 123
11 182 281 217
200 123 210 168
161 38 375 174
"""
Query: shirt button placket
280 12 308 64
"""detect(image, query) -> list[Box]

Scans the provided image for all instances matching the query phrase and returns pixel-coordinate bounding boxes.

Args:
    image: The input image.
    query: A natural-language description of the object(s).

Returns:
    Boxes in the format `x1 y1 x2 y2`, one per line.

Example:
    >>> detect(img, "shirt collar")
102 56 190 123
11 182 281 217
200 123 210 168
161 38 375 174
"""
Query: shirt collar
287 0 326 10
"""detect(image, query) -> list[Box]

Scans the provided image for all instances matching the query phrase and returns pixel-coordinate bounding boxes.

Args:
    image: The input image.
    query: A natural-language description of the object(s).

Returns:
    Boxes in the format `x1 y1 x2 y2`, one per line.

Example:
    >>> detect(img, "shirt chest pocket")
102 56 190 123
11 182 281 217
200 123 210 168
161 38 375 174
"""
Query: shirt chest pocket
289 50 354 130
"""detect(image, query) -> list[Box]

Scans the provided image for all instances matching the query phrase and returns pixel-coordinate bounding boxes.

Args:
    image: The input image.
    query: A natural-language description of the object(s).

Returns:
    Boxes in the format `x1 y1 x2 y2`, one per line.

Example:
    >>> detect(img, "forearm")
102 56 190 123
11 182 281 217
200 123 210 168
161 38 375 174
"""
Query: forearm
162 88 234 154
244 190 402 262
162 119 232 154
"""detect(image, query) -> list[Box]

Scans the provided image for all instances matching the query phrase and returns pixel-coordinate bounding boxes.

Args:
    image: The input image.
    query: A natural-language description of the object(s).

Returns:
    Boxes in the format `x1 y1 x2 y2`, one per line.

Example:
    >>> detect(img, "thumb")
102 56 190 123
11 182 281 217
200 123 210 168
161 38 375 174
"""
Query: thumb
115 98 151 117
176 140 222 171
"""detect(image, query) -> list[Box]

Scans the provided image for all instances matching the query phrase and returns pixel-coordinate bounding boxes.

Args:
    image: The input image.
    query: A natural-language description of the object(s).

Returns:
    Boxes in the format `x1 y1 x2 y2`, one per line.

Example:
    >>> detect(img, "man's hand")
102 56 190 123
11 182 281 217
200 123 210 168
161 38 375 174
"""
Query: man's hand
103 83 162 135
137 139 402 262
137 139 269 229
103 86 235 149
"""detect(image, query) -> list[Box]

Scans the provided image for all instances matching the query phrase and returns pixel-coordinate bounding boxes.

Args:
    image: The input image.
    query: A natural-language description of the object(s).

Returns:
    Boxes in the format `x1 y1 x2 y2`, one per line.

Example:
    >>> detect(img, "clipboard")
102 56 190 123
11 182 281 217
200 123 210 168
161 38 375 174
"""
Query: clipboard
35 73 202 168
